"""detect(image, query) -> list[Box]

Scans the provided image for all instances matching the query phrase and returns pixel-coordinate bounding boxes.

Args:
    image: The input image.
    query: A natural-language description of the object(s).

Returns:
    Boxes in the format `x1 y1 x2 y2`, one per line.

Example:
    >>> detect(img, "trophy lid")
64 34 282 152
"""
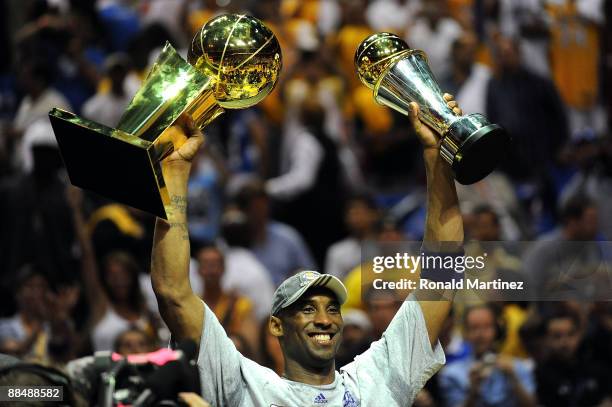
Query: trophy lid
355 33 410 89
188 14 282 110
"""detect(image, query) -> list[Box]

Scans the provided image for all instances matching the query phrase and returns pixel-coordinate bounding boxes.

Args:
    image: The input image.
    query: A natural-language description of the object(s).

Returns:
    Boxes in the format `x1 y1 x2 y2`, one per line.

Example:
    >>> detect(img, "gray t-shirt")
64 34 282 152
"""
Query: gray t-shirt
197 300 445 407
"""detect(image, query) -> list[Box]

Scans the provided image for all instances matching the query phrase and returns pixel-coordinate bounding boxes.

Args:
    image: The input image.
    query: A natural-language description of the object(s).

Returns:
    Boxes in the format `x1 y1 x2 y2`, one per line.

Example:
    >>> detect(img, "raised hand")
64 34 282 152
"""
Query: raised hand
409 93 463 151
163 116 205 168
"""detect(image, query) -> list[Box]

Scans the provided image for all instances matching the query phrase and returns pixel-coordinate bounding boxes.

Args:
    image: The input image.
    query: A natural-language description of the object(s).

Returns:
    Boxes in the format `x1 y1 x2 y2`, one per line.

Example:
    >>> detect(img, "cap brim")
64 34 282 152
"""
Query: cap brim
283 274 348 311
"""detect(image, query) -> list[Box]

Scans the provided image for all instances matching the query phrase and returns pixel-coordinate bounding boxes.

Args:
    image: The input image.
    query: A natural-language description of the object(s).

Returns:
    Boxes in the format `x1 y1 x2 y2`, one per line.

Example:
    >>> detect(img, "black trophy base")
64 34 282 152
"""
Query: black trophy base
49 109 168 219
447 115 510 185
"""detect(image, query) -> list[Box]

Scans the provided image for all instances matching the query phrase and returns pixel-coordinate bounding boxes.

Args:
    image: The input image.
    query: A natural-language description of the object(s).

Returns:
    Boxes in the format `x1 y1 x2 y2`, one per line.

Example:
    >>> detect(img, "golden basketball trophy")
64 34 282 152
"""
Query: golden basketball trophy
49 14 282 218
355 33 509 184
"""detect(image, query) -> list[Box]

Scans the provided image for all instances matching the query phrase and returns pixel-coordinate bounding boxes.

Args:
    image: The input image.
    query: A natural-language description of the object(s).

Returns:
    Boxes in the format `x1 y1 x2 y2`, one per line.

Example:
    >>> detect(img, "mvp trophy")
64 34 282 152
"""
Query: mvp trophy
49 14 281 218
355 33 509 184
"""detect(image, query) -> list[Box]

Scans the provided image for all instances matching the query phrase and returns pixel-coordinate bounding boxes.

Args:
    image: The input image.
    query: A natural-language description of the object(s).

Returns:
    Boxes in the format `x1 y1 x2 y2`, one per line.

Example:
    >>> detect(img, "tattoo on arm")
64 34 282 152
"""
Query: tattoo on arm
166 195 189 240
170 195 188 213
168 222 189 240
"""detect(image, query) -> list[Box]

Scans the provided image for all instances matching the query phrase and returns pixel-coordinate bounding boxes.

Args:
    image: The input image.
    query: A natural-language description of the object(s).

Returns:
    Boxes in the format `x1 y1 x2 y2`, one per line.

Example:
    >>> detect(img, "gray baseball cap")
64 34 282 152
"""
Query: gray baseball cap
271 271 348 316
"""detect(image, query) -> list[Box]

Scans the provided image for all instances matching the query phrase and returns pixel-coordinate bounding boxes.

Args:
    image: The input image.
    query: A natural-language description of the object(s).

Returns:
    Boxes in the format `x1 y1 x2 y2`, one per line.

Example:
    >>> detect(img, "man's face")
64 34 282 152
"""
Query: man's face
366 293 401 338
565 206 599 240
346 201 377 236
453 33 478 69
104 261 132 302
197 247 224 281
116 330 149 356
473 212 500 241
464 307 497 356
277 288 343 368
17 274 49 317
546 317 581 360
247 196 269 226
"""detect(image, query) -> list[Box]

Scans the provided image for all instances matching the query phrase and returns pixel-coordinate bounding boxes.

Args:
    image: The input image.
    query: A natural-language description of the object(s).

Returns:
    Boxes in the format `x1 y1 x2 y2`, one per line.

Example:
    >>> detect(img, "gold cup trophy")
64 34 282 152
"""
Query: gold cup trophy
355 33 510 184
49 14 282 218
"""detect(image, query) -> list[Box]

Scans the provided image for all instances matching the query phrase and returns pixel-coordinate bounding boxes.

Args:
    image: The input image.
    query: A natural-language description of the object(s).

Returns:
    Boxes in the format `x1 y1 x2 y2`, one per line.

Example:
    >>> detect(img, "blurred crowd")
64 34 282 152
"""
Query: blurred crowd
0 0 611 405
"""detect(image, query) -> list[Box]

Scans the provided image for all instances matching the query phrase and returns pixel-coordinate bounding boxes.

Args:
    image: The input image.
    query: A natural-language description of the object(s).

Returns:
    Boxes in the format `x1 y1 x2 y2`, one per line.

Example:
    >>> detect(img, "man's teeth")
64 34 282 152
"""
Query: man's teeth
313 334 331 343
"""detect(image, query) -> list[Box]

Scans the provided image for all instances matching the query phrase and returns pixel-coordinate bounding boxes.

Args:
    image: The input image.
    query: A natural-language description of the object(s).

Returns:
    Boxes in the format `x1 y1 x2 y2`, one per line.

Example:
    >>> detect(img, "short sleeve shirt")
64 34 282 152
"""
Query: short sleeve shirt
196 299 445 406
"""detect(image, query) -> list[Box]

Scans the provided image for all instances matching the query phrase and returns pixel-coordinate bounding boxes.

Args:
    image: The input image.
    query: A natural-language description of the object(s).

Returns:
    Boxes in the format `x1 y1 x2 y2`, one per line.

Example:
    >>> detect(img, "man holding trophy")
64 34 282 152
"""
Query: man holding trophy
145 25 466 406
47 13 505 406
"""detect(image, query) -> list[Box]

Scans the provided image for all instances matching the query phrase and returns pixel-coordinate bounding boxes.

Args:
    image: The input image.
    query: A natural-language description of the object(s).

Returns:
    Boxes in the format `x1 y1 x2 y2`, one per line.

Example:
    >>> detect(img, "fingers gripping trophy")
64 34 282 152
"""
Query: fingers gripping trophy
355 33 510 184
49 14 282 218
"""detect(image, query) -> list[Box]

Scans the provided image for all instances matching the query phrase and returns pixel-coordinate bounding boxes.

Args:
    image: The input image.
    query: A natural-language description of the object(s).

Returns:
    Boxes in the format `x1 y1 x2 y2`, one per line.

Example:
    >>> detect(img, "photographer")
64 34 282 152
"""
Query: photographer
439 304 536 407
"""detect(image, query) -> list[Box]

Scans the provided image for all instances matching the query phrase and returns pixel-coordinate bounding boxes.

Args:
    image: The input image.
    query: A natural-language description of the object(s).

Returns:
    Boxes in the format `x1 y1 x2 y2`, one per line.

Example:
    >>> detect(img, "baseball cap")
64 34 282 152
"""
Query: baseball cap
271 271 348 316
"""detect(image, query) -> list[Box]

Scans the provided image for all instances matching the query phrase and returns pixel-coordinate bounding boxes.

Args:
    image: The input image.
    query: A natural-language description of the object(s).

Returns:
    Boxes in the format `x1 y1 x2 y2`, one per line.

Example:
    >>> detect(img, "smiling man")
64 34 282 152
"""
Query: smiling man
150 96 464 407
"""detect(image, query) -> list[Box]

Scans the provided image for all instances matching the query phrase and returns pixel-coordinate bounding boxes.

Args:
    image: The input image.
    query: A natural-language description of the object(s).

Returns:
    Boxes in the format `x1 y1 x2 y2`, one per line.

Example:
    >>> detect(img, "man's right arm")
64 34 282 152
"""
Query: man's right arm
151 125 204 346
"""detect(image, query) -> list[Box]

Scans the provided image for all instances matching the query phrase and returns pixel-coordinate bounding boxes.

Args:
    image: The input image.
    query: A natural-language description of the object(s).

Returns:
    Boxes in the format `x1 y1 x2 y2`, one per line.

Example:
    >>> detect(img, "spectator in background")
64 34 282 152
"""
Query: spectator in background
560 136 612 240
524 195 605 301
464 206 522 278
0 267 50 359
546 0 607 139
194 242 259 354
334 308 372 368
406 0 462 81
325 192 379 280
364 286 403 340
87 199 154 273
366 0 420 32
0 266 78 366
498 0 551 77
535 307 611 406
0 130 76 288
271 94 349 265
456 169 524 241
438 309 470 365
90 252 159 352
113 327 154 356
441 31 491 116
218 207 275 320
234 180 316 286
139 0 190 48
486 35 569 183
84 192 155 274
439 304 536 407
82 53 136 127
343 216 412 311
486 35 569 227
186 139 227 244
333 0 373 91
68 187 158 352
463 206 528 358
96 0 141 52
9 59 70 170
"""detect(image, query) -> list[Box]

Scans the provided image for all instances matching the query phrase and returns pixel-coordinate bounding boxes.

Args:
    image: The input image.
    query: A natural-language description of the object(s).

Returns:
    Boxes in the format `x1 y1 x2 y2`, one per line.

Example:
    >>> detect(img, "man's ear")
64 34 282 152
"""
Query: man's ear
269 315 284 338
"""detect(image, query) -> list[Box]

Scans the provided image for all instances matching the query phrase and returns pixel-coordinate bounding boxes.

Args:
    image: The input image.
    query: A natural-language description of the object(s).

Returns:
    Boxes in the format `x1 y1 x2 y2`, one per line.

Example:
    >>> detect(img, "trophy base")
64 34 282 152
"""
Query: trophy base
445 115 510 185
49 109 169 219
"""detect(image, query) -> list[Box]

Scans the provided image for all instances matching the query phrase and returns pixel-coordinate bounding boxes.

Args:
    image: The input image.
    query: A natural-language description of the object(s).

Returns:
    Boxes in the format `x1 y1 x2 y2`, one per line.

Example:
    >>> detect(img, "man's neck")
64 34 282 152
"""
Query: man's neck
283 358 336 386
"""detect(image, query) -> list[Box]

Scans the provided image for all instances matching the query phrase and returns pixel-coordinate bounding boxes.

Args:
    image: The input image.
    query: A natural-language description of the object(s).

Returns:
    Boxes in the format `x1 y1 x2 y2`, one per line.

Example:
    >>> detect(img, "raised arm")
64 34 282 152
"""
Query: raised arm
409 95 464 346
66 186 108 325
151 122 205 346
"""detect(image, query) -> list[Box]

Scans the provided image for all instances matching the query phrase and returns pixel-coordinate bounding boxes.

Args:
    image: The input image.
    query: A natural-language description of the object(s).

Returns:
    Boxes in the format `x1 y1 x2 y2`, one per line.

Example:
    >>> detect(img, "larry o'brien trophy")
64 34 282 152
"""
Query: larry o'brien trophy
355 33 509 184
48 14 281 218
